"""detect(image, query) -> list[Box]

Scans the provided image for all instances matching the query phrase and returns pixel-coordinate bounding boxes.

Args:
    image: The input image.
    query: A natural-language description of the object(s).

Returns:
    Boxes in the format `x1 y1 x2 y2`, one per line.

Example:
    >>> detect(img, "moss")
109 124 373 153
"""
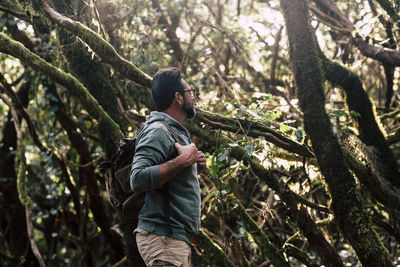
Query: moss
188 122 344 267
16 155 31 208
347 205 391 263
281 0 394 265
42 4 152 88
56 28 127 155
194 229 235 267
229 196 290 266
0 32 123 149
320 48 400 188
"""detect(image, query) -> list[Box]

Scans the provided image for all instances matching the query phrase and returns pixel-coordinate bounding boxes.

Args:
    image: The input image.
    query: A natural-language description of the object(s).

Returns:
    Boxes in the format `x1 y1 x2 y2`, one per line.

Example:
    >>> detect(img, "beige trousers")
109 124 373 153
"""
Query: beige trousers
135 228 192 267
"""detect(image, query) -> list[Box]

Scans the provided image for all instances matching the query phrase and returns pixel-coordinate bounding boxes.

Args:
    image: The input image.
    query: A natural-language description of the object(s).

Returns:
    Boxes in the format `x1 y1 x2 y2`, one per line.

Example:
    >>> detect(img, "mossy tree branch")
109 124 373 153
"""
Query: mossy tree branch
343 148 400 211
197 109 315 158
46 81 125 259
188 122 344 267
281 0 393 265
50 0 127 156
319 47 400 188
352 35 400 66
42 3 152 88
193 229 236 267
228 196 290 266
0 32 123 147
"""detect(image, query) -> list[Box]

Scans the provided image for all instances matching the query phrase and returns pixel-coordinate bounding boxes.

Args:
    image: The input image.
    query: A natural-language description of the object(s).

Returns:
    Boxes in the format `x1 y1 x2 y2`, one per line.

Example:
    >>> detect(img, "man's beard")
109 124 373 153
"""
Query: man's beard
183 96 196 119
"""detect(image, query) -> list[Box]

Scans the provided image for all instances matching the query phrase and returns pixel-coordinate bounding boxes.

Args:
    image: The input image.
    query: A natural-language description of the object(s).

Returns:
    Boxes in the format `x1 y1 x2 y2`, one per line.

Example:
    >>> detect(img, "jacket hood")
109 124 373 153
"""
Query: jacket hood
146 111 190 136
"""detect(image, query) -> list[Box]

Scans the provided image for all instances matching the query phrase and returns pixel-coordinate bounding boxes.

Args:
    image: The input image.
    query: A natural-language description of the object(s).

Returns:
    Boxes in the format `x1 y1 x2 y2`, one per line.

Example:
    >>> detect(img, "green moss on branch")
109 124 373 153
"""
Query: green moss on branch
320 50 400 188
229 196 290 266
0 32 123 147
197 109 315 158
281 0 394 265
43 3 152 88
194 229 236 267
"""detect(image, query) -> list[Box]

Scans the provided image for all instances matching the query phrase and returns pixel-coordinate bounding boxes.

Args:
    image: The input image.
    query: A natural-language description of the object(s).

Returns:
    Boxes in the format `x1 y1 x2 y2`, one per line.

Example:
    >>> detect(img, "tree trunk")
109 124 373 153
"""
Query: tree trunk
280 0 394 266
50 0 127 157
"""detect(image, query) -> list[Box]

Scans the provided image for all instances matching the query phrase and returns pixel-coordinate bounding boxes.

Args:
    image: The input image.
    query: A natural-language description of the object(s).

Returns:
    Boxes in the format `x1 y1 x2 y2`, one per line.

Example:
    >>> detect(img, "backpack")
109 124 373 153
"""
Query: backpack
98 121 179 218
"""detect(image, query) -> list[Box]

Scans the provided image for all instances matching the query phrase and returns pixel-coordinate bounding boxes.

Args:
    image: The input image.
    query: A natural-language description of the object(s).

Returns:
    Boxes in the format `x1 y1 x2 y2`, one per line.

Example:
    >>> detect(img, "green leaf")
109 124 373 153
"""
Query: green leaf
264 110 281 121
328 109 346 117
350 110 361 118
263 95 272 101
279 123 291 132
244 144 254 155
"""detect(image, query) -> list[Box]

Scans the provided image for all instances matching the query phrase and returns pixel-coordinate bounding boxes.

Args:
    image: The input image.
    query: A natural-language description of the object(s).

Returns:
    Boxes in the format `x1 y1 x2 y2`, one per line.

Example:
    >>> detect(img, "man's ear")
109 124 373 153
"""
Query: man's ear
175 92 183 105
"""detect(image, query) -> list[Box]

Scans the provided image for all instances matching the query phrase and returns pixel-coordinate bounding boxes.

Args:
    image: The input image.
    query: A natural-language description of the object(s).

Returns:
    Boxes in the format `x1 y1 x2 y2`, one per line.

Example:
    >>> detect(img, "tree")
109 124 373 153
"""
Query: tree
0 0 399 266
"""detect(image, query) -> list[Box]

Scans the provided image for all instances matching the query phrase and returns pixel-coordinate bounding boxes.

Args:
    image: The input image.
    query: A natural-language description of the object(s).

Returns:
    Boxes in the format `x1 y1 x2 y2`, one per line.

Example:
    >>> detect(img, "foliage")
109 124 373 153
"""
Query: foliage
0 0 399 266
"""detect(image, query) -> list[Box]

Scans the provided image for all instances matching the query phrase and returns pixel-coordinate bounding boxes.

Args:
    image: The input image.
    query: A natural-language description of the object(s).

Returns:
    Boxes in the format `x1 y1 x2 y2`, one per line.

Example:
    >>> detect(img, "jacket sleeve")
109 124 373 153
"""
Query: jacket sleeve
130 127 175 192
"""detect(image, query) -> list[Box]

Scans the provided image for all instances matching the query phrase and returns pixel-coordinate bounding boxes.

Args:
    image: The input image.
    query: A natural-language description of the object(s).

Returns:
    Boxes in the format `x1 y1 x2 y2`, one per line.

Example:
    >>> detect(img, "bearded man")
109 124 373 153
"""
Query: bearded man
130 67 205 267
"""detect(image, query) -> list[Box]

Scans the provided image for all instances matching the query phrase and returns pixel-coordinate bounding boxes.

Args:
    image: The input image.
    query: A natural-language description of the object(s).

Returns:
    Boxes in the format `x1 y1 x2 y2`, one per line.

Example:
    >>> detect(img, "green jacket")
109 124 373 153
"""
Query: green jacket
130 111 200 244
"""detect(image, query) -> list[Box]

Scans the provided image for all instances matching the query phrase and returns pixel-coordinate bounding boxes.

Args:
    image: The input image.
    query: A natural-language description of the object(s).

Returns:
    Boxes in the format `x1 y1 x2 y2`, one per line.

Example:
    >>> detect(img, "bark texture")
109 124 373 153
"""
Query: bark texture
280 0 394 266
319 49 400 188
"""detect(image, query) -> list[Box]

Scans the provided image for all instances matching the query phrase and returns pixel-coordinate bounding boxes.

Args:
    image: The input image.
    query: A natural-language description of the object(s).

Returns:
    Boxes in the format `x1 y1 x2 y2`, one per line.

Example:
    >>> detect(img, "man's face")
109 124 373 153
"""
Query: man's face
181 79 196 119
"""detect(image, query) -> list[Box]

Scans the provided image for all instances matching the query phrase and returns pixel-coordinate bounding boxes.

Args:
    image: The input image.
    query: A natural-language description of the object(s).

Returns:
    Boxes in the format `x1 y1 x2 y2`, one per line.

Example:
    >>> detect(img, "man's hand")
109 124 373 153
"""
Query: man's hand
196 151 207 173
175 143 199 168
159 143 203 185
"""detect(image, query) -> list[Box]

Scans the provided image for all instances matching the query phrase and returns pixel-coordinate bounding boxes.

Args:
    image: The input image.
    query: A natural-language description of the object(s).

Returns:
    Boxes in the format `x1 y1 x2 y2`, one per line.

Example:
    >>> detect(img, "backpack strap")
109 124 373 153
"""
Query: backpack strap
157 121 179 143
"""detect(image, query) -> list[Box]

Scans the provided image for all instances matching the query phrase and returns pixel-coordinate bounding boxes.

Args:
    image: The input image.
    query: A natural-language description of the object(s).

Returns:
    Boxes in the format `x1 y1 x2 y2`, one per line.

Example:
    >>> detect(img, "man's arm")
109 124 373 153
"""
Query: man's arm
130 127 174 193
159 143 199 185
131 127 203 192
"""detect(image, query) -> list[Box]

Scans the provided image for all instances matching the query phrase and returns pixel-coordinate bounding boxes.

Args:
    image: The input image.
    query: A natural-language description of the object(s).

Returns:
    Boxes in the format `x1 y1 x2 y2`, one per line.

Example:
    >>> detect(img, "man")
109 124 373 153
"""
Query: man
130 67 205 267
